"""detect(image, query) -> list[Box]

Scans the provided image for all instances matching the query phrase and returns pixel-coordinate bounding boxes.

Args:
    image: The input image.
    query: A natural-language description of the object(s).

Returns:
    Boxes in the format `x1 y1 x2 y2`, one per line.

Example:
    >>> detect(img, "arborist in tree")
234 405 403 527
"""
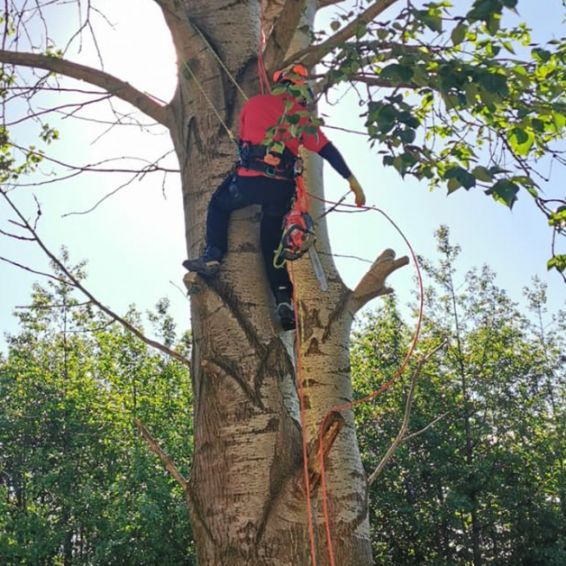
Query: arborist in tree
183 63 366 331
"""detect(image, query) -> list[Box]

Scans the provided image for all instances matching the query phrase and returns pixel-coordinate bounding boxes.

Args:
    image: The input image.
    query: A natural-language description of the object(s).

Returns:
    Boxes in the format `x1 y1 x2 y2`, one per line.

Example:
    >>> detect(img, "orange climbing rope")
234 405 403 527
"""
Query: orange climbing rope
258 2 271 95
290 193 425 566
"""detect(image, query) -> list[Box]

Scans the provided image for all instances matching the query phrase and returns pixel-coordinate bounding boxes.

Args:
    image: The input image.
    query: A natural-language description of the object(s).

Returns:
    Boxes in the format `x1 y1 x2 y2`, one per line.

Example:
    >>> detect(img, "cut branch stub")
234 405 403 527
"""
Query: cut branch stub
183 271 202 295
351 248 409 311
307 410 345 492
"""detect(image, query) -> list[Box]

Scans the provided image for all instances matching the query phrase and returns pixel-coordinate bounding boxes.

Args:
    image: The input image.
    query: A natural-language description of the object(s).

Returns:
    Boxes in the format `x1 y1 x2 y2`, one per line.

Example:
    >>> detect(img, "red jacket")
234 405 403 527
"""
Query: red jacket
237 93 329 177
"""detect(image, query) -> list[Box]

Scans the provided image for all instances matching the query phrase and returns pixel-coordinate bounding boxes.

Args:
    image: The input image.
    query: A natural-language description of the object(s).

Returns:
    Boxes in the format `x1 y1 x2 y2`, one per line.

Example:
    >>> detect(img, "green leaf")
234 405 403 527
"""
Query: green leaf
547 254 566 272
468 0 502 22
532 48 552 63
531 118 545 132
412 65 429 86
502 40 515 54
486 179 519 207
552 112 566 132
487 13 501 35
479 71 509 96
488 164 510 175
379 63 414 83
548 206 566 228
375 104 397 133
399 128 416 144
445 166 476 190
472 165 493 182
451 22 467 45
415 10 443 33
398 111 421 128
509 128 534 156
447 176 461 193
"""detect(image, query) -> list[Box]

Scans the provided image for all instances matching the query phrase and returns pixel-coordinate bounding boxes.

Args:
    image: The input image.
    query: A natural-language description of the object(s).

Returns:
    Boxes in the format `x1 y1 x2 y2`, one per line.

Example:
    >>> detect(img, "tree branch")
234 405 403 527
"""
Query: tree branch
350 248 409 312
368 341 447 486
264 0 308 72
314 70 413 95
0 50 170 125
134 419 190 495
0 255 66 282
318 0 347 6
285 0 401 69
0 189 190 367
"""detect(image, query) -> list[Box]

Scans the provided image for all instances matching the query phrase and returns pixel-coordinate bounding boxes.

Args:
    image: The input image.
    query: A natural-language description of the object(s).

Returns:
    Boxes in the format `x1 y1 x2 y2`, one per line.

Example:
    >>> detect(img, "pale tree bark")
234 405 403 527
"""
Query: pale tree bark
164 1 407 563
0 0 407 563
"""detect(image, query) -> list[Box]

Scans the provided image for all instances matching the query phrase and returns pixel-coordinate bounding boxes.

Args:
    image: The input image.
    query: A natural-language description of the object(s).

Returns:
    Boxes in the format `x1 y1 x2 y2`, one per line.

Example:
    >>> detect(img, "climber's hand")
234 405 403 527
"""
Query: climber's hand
348 175 366 207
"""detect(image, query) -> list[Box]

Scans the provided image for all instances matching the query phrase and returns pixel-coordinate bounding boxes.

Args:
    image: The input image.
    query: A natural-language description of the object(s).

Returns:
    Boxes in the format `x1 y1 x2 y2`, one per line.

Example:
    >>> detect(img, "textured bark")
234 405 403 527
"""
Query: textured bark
0 0 406 562
160 1 400 563
0 0 409 560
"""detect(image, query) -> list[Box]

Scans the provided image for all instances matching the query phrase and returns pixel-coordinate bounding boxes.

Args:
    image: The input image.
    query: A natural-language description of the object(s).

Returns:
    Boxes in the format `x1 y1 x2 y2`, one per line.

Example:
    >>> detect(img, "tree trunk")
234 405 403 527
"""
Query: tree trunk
162 1 378 563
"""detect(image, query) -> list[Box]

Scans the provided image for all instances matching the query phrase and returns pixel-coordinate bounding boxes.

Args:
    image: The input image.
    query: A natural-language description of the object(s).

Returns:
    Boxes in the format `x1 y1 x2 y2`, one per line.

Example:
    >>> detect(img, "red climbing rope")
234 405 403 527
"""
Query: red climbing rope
293 194 425 566
258 1 272 95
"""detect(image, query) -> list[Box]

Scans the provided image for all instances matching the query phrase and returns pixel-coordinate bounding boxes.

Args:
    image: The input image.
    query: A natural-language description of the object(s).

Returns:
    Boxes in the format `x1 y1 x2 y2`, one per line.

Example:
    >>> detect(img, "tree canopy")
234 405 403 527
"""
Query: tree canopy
1 0 565 283
1 234 564 563
1 1 565 564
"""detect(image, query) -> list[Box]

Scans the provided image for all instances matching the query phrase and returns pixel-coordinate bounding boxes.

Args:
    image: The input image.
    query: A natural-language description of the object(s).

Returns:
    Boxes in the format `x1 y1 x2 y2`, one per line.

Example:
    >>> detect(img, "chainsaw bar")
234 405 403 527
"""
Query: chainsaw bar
309 245 328 292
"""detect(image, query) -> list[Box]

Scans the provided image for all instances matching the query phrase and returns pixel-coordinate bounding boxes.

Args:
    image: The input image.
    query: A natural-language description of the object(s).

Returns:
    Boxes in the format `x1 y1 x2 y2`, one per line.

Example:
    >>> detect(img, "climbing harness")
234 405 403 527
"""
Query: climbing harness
238 141 297 179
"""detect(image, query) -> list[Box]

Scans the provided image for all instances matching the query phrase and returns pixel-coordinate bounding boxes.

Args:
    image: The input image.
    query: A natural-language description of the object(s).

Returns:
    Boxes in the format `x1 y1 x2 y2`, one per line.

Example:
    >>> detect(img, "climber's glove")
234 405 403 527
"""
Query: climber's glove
348 175 366 207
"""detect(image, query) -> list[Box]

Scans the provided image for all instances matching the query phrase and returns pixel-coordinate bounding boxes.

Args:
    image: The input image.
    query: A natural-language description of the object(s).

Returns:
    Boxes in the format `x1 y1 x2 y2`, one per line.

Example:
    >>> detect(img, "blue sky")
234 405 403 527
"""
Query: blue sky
1 0 564 351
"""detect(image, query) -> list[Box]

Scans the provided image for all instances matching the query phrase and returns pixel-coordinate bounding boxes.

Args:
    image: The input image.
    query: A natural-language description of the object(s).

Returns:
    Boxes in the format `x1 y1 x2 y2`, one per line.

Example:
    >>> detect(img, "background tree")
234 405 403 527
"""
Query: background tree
352 227 566 565
1 1 565 563
0 257 194 564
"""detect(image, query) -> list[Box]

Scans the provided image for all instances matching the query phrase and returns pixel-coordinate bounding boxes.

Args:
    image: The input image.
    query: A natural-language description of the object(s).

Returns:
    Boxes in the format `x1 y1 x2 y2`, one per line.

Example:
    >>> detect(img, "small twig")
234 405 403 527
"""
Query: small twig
0 228 35 241
15 300 91 310
134 419 190 494
169 280 191 304
0 188 190 367
0 255 68 283
368 340 446 485
403 412 449 443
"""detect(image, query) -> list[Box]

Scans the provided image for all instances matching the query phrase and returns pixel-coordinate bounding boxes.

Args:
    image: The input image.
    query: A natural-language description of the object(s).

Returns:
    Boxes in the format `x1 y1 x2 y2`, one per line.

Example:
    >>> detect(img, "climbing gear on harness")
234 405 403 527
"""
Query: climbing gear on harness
274 286 296 331
274 207 316 266
239 141 297 179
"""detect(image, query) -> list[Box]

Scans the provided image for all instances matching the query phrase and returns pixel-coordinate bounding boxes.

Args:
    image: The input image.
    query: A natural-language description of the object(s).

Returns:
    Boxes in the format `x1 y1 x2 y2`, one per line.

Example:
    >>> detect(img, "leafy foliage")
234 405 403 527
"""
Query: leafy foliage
0 260 195 564
321 0 566 274
352 227 566 564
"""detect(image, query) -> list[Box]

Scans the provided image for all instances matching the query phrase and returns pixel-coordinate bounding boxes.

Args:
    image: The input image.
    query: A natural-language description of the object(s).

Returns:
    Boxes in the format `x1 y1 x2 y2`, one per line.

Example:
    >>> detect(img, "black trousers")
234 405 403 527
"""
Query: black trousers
206 174 295 294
